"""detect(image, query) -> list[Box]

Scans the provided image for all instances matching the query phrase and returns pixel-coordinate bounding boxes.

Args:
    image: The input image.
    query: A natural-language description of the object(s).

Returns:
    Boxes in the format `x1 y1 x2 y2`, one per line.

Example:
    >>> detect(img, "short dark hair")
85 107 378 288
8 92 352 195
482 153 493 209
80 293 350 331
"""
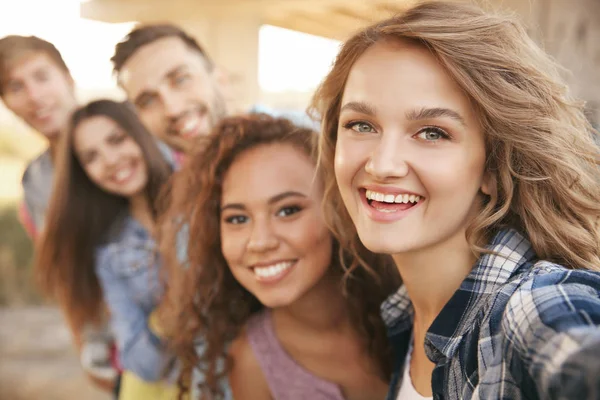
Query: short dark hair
0 35 70 96
111 23 214 75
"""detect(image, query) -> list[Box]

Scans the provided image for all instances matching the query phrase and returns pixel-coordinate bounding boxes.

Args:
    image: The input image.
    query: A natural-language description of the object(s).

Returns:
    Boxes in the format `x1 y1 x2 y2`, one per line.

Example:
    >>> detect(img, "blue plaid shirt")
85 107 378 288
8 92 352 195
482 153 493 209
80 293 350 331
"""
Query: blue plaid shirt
381 229 600 400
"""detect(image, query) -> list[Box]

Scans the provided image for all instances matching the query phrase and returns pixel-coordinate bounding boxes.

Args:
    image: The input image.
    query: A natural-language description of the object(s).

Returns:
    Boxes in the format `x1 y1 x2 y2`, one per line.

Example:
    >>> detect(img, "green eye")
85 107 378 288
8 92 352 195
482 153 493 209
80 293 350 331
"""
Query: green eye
225 215 248 224
277 206 301 217
416 127 450 141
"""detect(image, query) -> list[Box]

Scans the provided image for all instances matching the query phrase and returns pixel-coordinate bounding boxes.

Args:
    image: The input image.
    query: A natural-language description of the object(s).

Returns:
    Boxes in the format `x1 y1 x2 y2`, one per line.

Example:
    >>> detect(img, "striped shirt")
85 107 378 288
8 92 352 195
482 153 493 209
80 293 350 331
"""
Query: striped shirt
381 228 600 400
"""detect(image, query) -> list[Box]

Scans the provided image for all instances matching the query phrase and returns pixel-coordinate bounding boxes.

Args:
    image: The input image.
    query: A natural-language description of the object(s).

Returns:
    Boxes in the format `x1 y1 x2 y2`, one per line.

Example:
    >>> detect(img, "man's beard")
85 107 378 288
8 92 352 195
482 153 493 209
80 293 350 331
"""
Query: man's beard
165 94 228 154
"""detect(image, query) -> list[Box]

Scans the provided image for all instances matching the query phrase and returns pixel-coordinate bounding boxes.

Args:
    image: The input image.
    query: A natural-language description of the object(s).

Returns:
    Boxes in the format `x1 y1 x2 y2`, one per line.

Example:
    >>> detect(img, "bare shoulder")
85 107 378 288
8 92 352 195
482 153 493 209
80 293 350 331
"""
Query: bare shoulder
228 328 272 400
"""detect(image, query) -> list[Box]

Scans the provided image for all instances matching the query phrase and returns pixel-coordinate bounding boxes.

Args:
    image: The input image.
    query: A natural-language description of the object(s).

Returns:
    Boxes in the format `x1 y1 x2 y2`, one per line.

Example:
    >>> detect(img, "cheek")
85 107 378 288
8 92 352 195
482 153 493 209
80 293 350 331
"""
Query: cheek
54 81 72 101
6 97 27 117
422 151 486 204
333 141 352 187
220 228 242 265
139 111 160 131
295 216 332 261
192 76 213 99
334 138 370 206
122 142 145 164
334 137 370 181
199 117 212 132
84 164 105 186
310 229 333 276
131 145 144 160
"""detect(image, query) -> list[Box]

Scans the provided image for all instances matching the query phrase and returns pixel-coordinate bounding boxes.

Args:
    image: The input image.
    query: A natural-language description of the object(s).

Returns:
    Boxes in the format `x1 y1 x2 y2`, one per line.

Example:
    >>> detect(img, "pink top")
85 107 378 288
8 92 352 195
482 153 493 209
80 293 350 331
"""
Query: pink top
246 309 346 400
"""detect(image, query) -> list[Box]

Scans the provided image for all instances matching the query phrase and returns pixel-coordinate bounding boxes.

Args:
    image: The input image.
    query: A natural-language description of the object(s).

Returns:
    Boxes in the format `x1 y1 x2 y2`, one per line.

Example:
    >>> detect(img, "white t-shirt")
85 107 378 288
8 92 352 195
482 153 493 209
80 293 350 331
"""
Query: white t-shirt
396 343 433 400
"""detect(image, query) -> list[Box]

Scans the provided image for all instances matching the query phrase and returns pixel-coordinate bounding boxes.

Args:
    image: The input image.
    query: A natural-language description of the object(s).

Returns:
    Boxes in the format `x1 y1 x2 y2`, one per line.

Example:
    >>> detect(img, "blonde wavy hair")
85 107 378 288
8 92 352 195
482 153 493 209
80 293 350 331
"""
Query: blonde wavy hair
310 1 600 271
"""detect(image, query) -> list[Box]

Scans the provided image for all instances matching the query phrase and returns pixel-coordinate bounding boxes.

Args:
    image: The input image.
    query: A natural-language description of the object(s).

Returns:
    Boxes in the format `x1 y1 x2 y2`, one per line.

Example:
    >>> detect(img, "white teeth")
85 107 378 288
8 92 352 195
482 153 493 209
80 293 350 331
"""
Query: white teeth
366 189 421 204
114 168 132 182
180 118 200 134
254 261 294 278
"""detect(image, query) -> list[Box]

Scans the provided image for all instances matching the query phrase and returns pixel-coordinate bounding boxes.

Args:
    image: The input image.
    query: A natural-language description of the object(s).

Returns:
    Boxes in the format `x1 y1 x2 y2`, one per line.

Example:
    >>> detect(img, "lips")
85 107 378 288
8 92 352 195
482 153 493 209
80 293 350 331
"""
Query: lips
359 187 423 223
110 162 138 185
250 259 297 283
369 200 415 212
170 110 207 139
32 106 55 122
178 117 201 138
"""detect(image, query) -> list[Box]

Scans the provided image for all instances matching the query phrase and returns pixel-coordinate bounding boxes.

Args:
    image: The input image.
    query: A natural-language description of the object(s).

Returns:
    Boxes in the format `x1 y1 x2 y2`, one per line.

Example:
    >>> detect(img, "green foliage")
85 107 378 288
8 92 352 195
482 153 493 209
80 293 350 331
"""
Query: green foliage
0 202 42 305
0 126 45 160
0 132 19 157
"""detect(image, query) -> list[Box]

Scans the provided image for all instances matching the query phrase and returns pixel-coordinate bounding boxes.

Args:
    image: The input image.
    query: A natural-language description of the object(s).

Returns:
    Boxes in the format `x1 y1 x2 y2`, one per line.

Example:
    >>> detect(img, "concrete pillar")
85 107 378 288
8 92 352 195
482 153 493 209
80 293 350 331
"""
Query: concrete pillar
177 12 262 114
536 0 600 126
476 0 600 126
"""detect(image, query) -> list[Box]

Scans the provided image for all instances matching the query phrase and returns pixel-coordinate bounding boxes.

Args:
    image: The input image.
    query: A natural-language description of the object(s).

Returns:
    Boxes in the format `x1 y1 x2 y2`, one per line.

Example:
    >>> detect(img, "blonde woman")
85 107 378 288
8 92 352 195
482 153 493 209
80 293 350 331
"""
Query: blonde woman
311 1 600 399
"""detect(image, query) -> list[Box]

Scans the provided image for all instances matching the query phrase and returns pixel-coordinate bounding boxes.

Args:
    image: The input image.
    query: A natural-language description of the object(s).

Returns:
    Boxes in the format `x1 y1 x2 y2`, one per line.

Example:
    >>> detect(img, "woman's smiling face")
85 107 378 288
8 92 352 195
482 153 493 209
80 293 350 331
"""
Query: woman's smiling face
220 143 333 308
334 40 490 256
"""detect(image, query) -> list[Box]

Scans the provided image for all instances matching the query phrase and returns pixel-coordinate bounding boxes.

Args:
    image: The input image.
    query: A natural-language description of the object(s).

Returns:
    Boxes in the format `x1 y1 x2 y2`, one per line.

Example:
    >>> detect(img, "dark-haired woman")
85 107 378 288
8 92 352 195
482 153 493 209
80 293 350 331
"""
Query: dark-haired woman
35 99 179 399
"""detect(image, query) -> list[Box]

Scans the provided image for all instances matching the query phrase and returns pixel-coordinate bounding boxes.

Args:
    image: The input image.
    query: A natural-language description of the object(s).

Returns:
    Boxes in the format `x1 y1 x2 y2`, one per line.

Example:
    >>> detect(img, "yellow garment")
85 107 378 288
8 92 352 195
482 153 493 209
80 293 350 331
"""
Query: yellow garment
118 371 184 400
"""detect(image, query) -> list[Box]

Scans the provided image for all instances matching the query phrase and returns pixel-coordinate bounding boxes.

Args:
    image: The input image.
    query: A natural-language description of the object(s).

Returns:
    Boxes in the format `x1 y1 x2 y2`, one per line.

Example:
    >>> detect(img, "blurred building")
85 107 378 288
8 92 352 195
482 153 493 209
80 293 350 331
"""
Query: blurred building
81 0 600 123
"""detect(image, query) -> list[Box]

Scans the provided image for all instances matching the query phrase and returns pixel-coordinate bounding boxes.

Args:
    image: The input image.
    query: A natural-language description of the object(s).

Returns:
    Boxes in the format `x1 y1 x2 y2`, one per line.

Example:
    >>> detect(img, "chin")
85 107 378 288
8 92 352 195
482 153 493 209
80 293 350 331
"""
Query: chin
255 293 297 309
115 185 144 199
37 125 60 139
356 231 409 255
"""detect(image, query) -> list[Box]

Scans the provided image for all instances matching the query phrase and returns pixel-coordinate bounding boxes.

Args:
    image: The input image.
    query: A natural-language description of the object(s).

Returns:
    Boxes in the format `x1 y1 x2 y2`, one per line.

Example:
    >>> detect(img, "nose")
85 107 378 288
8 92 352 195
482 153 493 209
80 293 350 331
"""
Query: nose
101 149 121 168
365 132 410 180
246 219 279 253
25 82 45 107
162 91 187 120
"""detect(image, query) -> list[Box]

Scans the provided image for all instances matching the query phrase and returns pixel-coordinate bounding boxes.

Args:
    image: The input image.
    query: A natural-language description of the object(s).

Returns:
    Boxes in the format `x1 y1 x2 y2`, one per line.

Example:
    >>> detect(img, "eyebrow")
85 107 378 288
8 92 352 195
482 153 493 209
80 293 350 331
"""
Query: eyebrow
340 101 376 116
340 101 467 128
133 65 188 106
406 107 467 127
106 127 124 141
220 191 307 212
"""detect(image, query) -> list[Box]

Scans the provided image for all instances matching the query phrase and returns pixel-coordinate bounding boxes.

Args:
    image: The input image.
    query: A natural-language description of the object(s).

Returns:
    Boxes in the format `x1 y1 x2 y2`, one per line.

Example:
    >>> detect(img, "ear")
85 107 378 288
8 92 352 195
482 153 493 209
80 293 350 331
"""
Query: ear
67 72 76 92
211 66 230 93
480 170 493 196
211 66 236 112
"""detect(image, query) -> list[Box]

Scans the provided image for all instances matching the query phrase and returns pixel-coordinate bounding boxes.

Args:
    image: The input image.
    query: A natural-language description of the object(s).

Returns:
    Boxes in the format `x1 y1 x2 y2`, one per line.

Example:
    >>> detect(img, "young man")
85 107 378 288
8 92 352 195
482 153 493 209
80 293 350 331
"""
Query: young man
0 35 77 236
112 24 228 154
0 35 118 395
112 24 317 157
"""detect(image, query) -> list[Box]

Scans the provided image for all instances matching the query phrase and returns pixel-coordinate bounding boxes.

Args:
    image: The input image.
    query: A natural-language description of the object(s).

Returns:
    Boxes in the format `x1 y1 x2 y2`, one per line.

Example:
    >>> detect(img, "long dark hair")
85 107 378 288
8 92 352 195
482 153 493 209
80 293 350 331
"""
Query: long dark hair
35 99 172 334
158 113 398 399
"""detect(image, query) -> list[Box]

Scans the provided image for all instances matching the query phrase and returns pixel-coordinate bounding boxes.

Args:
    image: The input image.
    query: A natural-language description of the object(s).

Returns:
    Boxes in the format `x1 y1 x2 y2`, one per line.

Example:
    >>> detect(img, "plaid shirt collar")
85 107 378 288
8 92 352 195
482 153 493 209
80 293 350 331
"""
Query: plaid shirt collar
381 228 537 360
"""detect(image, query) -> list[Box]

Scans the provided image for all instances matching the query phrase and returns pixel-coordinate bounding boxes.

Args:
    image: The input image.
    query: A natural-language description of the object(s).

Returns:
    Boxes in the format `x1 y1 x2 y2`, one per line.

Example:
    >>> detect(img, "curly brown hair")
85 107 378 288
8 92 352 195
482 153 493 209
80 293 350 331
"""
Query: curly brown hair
158 113 398 398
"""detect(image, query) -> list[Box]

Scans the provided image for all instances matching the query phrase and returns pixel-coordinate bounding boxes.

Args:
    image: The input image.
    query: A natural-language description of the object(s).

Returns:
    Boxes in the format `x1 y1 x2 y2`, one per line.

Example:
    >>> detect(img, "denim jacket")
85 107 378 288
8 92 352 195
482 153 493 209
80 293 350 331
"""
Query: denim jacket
95 215 176 382
382 229 600 400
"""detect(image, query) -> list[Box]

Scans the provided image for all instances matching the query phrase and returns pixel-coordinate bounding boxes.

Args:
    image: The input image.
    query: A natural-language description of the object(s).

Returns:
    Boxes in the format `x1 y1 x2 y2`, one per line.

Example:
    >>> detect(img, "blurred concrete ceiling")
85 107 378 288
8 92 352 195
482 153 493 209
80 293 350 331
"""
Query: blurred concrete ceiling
80 0 420 40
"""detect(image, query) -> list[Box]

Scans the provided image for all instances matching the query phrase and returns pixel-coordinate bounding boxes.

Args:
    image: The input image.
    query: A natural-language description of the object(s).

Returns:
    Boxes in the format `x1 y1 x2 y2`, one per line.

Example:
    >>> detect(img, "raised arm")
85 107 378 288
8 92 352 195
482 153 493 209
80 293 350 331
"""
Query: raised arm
503 268 600 399
95 248 175 382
